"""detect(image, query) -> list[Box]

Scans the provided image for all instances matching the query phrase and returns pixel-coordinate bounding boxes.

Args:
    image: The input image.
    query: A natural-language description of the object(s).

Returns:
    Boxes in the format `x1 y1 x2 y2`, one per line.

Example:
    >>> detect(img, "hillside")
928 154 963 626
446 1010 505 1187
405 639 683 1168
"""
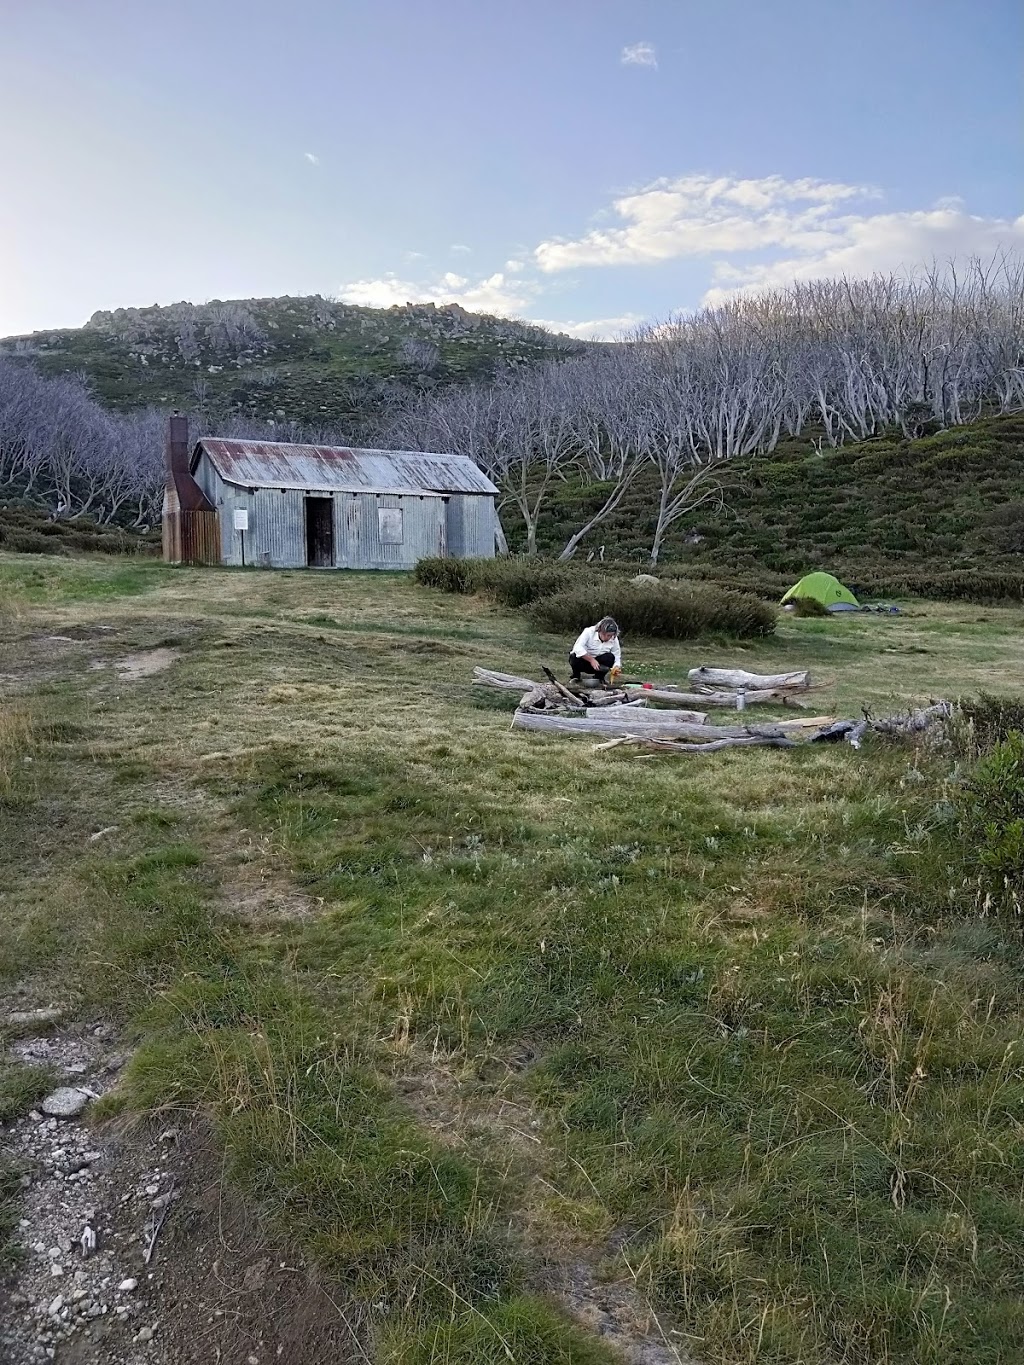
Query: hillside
1 295 585 425
529 412 1024 594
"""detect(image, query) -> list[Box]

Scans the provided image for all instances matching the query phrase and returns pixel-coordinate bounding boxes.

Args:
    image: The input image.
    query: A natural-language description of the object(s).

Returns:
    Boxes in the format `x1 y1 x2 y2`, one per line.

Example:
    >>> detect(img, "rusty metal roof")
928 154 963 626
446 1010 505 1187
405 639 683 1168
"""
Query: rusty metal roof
195 439 498 496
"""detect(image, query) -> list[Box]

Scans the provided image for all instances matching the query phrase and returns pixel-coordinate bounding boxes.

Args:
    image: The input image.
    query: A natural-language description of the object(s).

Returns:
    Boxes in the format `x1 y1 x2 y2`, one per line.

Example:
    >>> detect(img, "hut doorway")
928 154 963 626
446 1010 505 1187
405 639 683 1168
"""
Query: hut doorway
304 497 334 567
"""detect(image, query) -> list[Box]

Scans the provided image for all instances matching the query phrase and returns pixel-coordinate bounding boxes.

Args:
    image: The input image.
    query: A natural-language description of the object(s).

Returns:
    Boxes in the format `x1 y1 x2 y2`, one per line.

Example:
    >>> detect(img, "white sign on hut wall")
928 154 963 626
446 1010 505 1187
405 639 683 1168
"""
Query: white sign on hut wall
233 509 249 532
377 507 403 544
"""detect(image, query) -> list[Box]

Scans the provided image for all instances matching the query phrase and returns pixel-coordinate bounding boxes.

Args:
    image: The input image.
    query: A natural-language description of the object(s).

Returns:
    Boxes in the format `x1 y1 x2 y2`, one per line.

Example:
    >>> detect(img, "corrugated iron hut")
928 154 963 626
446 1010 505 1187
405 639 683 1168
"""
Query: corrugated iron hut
161 414 220 564
188 435 498 569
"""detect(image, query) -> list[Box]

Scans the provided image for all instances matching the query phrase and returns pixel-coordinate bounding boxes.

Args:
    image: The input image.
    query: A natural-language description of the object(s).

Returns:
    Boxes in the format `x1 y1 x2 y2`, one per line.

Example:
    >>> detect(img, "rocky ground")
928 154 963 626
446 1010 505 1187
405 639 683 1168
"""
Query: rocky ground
0 1014 363 1365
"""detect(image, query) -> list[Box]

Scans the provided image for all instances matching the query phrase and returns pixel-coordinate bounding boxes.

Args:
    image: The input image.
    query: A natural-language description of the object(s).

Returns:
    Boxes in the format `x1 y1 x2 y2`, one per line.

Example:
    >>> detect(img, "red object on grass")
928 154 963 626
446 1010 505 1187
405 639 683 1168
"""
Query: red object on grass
642 682 653 689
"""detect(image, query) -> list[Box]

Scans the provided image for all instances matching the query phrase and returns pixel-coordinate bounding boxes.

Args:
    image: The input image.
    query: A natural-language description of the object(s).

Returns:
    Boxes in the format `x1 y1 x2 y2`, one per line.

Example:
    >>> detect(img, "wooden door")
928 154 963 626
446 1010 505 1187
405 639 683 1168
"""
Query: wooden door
305 497 334 567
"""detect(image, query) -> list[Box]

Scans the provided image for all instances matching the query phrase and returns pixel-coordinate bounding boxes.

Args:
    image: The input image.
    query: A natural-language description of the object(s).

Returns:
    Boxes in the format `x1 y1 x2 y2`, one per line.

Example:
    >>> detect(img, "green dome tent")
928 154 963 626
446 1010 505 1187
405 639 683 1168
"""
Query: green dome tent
781 572 860 611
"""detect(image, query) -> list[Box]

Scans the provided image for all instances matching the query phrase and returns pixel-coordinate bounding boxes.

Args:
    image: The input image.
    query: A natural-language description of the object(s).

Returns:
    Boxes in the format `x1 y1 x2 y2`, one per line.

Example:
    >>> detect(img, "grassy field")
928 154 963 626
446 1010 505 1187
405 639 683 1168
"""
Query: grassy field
2 553 1024 1363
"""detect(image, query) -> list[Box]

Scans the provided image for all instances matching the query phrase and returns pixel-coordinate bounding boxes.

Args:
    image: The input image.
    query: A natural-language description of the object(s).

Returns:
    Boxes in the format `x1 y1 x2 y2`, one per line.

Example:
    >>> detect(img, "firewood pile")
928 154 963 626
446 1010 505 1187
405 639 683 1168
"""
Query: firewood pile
471 666 952 757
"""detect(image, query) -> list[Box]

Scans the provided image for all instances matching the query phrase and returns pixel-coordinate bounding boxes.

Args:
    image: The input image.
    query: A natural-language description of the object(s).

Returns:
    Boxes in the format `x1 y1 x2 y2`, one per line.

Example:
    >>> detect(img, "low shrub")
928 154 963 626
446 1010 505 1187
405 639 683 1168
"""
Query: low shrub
956 694 1024 758
474 559 572 608
529 581 776 640
414 556 574 606
416 556 775 638
0 506 158 557
788 595 829 617
413 556 479 593
958 730 1024 919
849 569 1024 604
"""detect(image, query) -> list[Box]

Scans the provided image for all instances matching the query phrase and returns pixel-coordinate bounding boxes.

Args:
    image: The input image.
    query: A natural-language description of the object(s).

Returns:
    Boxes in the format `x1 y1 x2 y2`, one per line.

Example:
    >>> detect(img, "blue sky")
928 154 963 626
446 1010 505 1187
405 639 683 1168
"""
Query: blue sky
1 0 1021 338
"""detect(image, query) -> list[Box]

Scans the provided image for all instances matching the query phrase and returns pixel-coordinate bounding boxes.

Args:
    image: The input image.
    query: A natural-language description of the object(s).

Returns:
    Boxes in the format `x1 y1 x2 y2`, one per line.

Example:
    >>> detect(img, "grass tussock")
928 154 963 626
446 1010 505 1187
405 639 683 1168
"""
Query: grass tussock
957 729 1024 922
0 705 34 798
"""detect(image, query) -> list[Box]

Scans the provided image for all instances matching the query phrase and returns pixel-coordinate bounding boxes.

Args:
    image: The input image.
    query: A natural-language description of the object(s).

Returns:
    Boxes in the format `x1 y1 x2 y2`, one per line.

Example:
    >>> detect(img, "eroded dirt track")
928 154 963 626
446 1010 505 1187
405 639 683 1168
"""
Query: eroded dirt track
1 1018 365 1365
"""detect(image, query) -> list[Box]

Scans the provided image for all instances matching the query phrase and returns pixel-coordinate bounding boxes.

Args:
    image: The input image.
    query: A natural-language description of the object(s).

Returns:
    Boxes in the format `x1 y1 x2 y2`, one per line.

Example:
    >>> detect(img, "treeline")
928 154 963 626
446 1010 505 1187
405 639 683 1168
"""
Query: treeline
1 257 1022 557
0 358 379 528
379 257 1024 562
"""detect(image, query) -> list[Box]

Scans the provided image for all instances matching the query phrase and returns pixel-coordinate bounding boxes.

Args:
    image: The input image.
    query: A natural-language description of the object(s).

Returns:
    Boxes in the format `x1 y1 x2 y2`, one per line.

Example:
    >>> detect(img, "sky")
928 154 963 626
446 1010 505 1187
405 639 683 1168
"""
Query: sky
1 0 1021 339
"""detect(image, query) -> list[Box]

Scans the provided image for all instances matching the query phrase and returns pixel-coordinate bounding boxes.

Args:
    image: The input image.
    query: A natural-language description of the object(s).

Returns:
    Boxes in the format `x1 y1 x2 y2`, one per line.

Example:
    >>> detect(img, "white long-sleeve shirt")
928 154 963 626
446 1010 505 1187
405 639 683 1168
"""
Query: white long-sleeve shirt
571 625 621 666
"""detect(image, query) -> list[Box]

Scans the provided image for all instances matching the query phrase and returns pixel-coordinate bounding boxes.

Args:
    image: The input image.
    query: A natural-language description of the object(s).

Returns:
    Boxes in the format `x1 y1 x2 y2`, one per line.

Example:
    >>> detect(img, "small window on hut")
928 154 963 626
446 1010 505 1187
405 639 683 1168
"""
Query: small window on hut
377 507 404 544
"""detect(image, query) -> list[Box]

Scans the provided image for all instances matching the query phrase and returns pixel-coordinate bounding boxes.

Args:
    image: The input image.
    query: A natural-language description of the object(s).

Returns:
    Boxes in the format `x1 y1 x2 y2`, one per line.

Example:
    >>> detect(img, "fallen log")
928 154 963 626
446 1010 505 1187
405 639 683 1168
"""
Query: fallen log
623 685 811 708
510 710 830 739
594 734 800 754
513 711 709 737
688 666 810 692
474 667 541 692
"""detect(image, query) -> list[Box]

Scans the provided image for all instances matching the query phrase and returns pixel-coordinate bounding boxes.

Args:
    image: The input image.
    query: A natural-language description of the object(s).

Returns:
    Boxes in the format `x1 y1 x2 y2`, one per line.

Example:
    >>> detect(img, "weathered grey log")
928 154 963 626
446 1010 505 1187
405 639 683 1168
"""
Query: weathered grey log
818 703 952 750
513 709 830 740
512 711 710 737
846 719 870 749
595 734 800 754
474 667 541 692
581 690 632 707
688 666 811 692
623 685 809 708
520 687 549 710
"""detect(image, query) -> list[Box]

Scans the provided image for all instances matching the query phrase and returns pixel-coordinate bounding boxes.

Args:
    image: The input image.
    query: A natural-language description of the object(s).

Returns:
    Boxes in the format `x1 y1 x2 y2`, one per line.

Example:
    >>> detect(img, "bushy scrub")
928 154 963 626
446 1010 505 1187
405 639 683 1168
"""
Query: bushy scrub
416 557 775 638
474 560 572 608
956 693 1024 758
788 595 829 617
958 729 1024 918
414 556 573 606
529 581 776 640
412 556 479 593
0 507 158 556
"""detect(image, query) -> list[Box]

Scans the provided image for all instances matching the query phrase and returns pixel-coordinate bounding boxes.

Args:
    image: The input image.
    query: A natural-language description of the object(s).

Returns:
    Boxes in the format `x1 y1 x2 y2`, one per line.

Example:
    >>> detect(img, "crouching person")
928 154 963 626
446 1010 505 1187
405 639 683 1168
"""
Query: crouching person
569 616 622 684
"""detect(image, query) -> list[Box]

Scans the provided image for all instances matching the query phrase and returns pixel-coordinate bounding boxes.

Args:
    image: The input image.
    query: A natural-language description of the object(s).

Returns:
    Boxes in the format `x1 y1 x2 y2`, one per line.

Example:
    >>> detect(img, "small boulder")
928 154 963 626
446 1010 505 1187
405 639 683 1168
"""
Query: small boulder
40 1088 90 1119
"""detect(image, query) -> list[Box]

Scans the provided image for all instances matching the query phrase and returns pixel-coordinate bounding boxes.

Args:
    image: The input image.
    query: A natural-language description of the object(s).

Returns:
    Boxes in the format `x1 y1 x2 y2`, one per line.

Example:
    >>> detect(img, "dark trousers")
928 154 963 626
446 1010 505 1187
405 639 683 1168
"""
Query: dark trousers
570 650 616 681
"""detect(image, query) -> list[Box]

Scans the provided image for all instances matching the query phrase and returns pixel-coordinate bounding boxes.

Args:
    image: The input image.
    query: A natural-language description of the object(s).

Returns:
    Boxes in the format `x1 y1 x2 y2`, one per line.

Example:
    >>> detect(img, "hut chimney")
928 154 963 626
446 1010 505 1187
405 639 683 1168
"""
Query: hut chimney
167 412 190 480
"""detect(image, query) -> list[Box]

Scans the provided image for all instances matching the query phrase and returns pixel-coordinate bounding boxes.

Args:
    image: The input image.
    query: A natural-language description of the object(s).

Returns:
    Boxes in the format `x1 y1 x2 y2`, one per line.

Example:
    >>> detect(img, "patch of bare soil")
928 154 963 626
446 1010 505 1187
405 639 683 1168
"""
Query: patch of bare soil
1 1020 365 1365
111 651 180 683
214 828 320 925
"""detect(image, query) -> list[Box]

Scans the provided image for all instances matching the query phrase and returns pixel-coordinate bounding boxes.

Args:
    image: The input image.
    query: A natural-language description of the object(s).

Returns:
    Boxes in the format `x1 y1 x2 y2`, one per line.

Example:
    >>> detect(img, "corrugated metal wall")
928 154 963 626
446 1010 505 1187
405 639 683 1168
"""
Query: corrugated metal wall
196 453 494 568
335 493 446 569
446 495 495 558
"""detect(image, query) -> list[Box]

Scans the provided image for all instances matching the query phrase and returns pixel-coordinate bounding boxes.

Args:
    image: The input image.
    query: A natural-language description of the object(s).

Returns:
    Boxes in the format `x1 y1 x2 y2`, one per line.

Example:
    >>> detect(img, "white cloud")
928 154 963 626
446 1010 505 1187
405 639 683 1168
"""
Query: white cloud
449 243 472 254
338 173 1024 338
534 174 874 272
702 206 1024 303
533 173 1024 302
303 152 319 165
621 42 657 68
338 269 536 317
530 314 644 340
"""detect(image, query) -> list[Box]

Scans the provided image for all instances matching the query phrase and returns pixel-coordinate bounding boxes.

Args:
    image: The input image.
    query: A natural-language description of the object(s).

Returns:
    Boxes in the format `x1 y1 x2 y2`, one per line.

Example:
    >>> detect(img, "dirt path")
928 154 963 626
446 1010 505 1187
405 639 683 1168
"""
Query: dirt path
0 1017 365 1365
